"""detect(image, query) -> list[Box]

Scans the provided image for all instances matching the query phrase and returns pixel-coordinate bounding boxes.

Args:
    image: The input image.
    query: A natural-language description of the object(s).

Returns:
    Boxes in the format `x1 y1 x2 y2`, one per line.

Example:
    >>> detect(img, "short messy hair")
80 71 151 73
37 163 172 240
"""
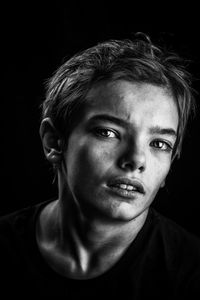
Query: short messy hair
42 33 196 160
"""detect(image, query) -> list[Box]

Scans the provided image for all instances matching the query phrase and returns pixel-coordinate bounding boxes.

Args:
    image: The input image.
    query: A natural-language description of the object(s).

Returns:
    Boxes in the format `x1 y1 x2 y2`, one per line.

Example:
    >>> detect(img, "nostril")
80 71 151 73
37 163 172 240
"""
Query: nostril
118 152 146 172
138 164 145 172
119 160 135 171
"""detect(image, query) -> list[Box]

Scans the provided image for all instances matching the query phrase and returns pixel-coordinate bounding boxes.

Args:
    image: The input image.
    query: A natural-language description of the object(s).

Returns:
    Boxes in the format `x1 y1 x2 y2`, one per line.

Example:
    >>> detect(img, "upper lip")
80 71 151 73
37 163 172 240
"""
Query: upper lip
107 177 145 194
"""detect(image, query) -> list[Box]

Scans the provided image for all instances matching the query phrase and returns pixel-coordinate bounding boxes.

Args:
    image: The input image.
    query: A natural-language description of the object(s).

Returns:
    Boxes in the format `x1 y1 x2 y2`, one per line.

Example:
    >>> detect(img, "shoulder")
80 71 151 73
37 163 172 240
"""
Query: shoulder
0 199 56 278
0 206 32 238
149 208 200 280
0 199 55 247
143 209 200 294
150 208 200 248
0 203 37 231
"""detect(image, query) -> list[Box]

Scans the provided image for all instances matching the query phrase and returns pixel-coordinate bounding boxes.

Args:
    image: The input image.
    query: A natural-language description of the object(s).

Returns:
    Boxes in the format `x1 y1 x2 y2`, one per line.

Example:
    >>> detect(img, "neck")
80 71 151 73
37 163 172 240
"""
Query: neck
60 184 148 248
37 183 148 279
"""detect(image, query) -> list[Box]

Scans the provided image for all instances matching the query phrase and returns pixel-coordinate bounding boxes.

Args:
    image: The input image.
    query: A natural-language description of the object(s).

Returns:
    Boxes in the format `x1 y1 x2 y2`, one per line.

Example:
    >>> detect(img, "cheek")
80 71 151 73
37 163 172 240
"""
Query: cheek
65 139 115 182
148 158 171 191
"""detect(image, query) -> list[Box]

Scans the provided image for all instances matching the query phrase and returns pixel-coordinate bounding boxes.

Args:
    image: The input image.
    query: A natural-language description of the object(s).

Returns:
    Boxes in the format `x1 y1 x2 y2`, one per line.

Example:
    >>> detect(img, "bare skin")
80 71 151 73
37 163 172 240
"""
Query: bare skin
37 80 178 279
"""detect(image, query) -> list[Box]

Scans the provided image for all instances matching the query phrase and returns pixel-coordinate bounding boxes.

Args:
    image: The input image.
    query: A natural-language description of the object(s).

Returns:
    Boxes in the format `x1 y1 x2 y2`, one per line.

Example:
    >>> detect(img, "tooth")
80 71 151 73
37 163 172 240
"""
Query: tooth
127 185 134 190
119 184 127 189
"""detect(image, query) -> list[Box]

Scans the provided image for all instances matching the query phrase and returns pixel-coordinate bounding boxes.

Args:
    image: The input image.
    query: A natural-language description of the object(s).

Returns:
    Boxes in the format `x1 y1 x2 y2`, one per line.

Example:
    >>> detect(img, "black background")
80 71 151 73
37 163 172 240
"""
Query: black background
2 3 200 237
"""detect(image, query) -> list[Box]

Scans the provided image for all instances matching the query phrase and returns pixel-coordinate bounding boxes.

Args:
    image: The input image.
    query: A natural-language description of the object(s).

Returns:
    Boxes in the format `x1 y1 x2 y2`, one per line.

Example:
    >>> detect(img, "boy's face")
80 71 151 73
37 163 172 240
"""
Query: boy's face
62 80 178 221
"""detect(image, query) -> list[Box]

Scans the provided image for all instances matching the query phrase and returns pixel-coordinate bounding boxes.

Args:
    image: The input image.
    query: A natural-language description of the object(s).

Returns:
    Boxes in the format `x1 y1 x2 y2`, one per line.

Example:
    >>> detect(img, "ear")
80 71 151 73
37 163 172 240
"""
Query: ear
40 118 63 165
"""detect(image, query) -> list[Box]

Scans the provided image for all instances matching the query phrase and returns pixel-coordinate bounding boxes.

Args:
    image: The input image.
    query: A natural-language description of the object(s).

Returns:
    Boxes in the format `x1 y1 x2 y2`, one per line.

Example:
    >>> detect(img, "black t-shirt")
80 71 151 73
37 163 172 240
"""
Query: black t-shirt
0 199 200 299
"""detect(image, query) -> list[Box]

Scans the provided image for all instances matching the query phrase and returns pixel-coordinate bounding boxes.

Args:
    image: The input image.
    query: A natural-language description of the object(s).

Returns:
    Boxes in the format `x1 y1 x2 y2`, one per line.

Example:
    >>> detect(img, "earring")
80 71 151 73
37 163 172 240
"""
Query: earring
47 149 62 164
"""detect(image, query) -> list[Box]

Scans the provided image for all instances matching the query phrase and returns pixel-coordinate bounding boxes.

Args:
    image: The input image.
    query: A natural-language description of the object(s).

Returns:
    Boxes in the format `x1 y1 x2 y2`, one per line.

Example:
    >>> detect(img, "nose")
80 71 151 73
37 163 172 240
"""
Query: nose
118 141 146 173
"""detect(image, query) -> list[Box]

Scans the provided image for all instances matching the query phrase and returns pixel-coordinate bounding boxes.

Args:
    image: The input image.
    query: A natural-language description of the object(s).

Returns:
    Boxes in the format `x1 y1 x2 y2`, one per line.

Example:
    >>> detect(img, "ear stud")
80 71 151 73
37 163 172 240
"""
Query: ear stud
47 149 62 164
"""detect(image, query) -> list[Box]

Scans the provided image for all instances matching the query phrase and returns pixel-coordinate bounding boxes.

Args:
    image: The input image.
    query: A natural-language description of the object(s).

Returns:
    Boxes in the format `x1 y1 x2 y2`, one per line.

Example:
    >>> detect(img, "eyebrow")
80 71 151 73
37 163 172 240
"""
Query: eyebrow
88 114 129 127
149 126 177 138
88 114 177 137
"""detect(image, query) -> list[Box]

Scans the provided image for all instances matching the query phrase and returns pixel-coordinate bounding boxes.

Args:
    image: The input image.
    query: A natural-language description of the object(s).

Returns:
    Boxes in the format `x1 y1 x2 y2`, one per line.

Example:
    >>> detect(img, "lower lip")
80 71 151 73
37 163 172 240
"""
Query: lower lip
107 185 142 200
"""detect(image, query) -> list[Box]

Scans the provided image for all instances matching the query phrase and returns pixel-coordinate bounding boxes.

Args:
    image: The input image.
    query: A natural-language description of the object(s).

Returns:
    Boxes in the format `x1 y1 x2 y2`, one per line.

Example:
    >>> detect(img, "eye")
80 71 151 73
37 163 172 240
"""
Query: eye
151 140 173 152
94 128 118 138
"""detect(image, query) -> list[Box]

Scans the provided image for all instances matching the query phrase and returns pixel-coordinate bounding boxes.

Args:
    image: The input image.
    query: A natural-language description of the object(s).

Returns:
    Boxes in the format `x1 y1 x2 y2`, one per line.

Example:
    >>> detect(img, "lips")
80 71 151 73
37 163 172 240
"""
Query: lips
107 177 145 196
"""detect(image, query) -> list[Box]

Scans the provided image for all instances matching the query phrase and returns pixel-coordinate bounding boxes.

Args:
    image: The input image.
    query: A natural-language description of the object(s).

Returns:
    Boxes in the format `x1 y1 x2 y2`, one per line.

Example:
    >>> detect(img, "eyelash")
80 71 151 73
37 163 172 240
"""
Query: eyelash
150 140 173 152
94 128 118 138
93 128 173 152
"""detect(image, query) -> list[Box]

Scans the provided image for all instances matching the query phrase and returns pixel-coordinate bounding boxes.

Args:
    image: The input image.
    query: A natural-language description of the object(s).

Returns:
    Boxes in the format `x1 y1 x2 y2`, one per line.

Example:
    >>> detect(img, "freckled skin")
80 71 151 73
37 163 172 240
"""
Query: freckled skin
61 80 179 222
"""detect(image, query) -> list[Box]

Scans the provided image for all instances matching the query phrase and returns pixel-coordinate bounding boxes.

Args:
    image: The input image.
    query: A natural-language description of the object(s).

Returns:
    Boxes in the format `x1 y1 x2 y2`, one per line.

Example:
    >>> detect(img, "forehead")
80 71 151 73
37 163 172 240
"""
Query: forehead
85 80 178 130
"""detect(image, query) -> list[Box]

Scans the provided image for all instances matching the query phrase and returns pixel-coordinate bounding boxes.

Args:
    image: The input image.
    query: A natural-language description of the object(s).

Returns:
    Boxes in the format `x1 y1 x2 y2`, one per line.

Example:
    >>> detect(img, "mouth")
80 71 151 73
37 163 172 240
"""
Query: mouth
106 177 145 199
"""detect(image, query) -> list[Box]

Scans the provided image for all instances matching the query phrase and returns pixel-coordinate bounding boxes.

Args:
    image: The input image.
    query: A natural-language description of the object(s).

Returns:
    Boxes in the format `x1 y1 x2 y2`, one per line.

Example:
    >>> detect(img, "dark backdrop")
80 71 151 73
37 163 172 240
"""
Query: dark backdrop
2 3 200 237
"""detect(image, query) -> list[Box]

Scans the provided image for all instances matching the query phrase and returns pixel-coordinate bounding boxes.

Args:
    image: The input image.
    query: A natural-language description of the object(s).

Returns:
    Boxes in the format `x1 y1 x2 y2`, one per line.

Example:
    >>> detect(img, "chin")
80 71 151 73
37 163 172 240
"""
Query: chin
101 201 148 222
